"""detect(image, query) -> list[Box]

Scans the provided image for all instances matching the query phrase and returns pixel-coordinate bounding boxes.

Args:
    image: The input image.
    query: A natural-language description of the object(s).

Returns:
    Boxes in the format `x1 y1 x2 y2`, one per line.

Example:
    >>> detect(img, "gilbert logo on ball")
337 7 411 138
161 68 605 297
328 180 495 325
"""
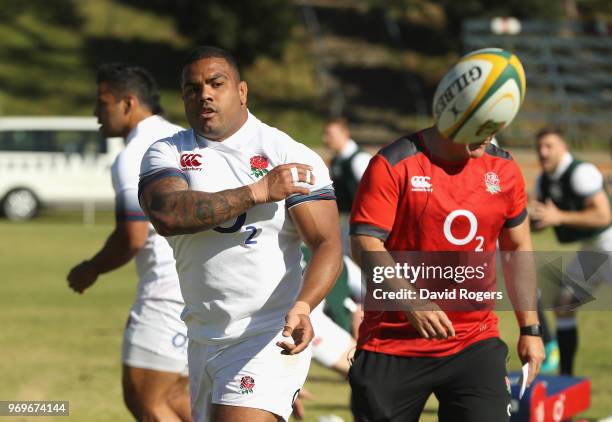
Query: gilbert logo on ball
433 48 526 144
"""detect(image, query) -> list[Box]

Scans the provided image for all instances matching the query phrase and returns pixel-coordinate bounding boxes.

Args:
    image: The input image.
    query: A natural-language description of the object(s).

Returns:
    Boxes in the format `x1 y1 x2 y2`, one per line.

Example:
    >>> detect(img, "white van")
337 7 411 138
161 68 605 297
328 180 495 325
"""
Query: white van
0 117 124 220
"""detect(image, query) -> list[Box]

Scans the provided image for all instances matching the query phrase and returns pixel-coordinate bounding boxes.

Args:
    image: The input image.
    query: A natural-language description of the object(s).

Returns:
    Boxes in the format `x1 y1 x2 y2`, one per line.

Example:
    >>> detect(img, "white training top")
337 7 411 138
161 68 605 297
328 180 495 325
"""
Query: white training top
139 112 334 344
337 139 372 180
535 152 606 199
111 114 183 303
534 151 612 248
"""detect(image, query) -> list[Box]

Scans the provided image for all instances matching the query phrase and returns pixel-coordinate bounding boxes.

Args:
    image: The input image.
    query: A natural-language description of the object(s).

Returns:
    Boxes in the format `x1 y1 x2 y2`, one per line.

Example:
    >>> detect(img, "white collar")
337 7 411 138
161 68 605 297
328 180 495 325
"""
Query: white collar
338 139 358 159
548 152 573 181
126 115 162 143
195 111 255 151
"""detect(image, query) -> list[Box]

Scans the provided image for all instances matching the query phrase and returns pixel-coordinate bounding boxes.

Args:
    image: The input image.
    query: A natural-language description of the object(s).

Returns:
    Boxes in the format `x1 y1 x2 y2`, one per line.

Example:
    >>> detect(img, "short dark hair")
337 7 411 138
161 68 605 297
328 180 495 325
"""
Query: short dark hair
536 126 564 142
96 63 163 115
181 46 241 82
326 117 350 132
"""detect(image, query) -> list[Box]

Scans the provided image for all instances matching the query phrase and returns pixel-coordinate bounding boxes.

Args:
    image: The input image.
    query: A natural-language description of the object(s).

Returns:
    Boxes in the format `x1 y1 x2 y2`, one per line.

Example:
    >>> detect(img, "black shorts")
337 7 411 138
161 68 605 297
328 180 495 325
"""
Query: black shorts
349 337 511 422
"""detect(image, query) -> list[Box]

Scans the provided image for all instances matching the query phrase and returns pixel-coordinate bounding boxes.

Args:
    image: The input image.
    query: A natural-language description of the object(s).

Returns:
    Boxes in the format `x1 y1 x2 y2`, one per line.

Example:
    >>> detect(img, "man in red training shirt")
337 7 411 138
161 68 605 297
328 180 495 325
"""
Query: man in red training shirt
349 125 545 421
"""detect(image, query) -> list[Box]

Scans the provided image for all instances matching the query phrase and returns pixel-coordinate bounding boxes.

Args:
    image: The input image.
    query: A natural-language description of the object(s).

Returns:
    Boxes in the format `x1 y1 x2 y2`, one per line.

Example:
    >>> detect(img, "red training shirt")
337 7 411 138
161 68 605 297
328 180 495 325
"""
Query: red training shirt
350 131 527 357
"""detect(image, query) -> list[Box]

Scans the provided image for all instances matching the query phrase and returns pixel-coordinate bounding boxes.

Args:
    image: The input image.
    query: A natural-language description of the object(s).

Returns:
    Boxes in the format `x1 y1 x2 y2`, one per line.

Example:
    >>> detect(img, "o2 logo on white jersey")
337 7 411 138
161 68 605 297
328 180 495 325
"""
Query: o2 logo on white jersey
443 209 484 251
214 213 259 245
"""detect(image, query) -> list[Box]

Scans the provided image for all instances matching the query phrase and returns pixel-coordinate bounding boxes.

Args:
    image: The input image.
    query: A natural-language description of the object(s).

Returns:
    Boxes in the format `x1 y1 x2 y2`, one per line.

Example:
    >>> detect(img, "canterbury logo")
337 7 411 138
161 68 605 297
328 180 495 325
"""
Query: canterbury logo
180 153 203 170
411 175 432 192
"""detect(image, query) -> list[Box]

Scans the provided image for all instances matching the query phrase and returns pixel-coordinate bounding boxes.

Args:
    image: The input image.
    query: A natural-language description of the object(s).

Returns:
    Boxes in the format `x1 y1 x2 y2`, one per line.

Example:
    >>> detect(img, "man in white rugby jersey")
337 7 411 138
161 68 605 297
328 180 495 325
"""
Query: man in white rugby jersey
138 46 343 422
67 63 189 421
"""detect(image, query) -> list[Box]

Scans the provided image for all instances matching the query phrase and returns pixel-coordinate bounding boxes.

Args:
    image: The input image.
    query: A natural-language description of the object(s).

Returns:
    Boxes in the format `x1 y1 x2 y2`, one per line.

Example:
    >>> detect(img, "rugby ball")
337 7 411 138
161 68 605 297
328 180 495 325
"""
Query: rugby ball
432 48 526 144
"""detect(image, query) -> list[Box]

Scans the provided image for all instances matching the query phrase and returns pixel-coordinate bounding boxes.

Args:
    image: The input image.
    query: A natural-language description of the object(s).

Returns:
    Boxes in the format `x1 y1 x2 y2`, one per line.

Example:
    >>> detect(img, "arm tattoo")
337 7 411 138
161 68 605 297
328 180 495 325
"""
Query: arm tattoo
144 179 255 235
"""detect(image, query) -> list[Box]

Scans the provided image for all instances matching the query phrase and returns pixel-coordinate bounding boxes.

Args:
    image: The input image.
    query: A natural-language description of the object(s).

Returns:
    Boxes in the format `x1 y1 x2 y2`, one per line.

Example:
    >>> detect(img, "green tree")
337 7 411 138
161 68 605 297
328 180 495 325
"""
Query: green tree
122 0 297 67
0 0 82 27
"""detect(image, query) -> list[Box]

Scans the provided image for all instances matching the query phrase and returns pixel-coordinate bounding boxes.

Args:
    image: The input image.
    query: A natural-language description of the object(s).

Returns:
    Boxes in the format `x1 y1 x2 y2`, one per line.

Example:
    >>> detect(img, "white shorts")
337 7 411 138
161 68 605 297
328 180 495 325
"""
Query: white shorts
310 305 354 367
122 300 188 375
188 329 311 422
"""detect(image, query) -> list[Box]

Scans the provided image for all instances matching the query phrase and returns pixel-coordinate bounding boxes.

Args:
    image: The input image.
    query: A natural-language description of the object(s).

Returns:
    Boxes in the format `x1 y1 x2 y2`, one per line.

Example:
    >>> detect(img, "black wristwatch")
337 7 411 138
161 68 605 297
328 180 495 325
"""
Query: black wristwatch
520 324 542 337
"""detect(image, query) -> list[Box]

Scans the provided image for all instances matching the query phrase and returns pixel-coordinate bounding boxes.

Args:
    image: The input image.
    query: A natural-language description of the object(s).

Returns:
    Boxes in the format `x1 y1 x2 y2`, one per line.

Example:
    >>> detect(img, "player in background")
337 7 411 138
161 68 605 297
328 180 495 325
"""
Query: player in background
348 125 544 420
607 137 612 197
323 117 372 250
308 257 360 375
493 138 559 374
66 64 189 421
322 118 371 335
531 127 612 375
302 247 363 373
138 46 343 422
291 305 356 420
291 251 362 420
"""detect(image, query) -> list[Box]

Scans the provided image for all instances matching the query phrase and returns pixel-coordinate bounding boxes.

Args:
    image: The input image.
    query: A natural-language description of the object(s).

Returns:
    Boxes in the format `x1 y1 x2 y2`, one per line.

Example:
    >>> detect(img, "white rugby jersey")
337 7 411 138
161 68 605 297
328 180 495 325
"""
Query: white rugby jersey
534 152 612 248
139 112 335 344
111 114 183 303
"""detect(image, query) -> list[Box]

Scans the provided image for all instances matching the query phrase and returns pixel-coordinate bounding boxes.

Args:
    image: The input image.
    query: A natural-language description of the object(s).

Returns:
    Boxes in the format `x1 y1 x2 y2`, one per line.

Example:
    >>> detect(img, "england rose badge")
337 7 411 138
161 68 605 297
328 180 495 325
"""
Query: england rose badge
250 155 269 178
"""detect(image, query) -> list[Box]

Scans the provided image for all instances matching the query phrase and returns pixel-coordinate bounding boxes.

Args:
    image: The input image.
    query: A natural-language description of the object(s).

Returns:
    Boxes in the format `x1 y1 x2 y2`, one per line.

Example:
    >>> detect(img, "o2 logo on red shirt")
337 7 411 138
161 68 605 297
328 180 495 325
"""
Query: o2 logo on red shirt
443 209 484 251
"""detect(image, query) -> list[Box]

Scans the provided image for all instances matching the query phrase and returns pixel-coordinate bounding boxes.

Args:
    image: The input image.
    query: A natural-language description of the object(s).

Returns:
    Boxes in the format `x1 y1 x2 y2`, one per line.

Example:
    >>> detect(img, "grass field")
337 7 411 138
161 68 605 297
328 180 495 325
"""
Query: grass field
1 213 611 421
